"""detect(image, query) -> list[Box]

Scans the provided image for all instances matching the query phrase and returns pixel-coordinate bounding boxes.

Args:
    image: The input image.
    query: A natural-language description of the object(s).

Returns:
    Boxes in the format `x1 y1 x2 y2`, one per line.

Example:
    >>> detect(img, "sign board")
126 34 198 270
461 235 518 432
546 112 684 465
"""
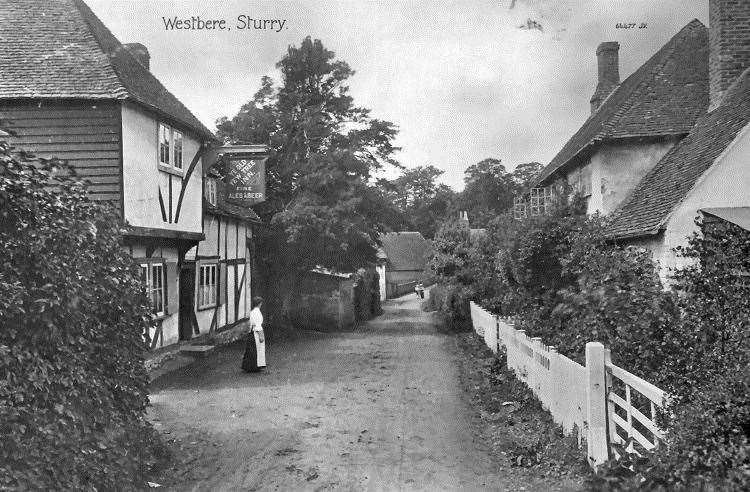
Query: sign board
225 156 266 206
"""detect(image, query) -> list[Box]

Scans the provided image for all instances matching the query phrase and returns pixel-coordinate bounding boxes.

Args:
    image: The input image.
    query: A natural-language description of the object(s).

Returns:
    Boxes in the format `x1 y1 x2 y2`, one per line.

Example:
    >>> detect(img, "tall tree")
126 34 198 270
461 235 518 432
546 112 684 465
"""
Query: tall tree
216 37 402 274
387 165 456 238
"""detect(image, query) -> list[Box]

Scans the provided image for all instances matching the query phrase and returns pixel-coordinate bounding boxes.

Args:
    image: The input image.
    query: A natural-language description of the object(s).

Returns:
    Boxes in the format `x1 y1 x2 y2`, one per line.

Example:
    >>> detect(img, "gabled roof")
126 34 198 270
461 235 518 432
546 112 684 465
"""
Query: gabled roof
534 20 708 186
379 232 433 271
607 69 750 239
0 0 214 139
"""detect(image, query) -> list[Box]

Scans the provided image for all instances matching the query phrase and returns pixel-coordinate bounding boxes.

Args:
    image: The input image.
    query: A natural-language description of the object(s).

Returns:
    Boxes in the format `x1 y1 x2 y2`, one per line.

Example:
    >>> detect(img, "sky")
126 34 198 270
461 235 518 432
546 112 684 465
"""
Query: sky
87 0 708 190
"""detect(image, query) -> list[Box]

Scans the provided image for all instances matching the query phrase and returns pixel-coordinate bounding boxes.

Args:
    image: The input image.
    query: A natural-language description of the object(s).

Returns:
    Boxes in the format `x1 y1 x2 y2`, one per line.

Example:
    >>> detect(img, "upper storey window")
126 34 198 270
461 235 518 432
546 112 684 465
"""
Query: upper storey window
158 123 184 173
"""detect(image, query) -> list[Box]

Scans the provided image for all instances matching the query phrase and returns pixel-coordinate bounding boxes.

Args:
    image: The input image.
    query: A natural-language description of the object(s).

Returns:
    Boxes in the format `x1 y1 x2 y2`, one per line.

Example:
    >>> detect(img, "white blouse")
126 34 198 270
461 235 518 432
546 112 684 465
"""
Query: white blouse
249 307 263 332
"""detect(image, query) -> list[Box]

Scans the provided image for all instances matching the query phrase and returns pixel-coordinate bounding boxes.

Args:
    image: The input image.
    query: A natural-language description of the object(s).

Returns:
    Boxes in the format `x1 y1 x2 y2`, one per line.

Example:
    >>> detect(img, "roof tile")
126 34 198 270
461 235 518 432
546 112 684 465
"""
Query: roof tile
0 0 213 138
379 232 433 271
535 20 708 185
607 69 750 239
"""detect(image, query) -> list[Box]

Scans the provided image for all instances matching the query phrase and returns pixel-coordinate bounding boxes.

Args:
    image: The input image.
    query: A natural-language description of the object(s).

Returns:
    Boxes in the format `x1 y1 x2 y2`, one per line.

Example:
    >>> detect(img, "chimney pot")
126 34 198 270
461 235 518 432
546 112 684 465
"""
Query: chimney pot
123 43 150 71
590 41 620 113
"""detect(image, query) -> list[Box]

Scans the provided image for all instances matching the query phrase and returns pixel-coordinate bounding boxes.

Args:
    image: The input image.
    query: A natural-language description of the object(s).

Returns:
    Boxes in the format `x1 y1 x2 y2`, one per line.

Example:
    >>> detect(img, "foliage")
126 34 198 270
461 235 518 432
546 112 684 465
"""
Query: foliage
216 37 402 274
589 220 750 491
387 165 456 239
0 143 159 489
438 179 750 488
455 159 542 228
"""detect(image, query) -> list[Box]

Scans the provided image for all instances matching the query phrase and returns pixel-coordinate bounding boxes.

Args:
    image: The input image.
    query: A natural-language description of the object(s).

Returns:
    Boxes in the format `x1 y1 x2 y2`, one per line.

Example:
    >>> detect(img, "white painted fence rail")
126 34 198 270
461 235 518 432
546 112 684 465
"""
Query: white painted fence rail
469 301 668 467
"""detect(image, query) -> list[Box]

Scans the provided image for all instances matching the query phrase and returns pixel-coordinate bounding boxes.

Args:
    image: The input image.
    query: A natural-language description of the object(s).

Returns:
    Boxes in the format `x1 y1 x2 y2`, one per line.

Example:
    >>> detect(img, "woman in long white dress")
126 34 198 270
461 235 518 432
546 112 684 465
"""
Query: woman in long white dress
241 297 266 372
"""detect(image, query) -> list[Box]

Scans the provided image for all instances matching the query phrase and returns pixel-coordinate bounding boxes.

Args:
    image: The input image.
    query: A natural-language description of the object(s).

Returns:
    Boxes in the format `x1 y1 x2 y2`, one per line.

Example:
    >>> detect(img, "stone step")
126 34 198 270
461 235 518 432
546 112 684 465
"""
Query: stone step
179 344 216 357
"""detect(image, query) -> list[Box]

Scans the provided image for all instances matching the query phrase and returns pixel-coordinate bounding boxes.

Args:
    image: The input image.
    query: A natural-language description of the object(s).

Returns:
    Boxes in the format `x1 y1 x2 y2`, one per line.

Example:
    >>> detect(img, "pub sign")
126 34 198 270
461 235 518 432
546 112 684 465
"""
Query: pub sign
225 156 266 206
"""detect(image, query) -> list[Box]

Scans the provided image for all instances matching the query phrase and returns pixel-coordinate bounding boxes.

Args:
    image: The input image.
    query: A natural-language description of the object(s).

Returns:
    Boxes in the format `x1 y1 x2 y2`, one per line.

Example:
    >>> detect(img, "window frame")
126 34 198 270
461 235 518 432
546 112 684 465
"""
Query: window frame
205 177 217 206
173 129 183 169
157 122 185 176
158 123 171 166
197 263 218 310
140 261 166 317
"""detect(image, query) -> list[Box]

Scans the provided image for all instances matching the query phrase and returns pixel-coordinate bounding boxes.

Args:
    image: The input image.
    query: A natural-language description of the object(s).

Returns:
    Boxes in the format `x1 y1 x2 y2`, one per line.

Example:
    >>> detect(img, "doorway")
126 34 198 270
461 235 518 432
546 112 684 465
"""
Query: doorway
179 263 195 341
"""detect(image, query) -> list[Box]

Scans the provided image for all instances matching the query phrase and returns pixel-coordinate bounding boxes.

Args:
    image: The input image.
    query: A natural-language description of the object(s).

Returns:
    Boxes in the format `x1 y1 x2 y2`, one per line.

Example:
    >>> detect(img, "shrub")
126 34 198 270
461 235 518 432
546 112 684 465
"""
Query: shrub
588 219 750 490
0 142 159 489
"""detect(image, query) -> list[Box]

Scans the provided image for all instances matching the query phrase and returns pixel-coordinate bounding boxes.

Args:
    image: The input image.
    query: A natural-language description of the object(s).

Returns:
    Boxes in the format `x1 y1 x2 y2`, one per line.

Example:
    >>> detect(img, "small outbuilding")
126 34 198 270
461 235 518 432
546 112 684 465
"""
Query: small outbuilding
378 232 433 299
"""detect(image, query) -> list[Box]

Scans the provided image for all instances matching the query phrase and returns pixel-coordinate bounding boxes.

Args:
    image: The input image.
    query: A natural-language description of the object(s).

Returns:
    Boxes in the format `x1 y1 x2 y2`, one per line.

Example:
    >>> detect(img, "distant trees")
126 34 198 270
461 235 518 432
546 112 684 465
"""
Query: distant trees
455 159 543 228
387 159 544 238
387 165 456 239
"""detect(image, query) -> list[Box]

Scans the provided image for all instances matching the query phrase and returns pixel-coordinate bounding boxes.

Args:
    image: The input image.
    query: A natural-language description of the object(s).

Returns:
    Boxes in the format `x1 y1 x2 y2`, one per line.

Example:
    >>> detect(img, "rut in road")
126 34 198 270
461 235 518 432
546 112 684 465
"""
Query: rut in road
148 293 578 491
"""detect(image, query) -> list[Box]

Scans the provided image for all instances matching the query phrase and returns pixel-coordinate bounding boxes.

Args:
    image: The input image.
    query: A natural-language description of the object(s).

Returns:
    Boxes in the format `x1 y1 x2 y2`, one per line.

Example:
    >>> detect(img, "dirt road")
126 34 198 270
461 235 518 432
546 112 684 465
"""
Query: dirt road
148 294 577 491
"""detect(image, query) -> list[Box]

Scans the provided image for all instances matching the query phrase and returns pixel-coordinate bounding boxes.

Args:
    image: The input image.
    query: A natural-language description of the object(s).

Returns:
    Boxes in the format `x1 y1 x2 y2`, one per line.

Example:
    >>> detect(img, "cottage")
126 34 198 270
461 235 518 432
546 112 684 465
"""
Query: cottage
0 0 265 348
526 19 709 216
605 0 750 278
378 232 433 299
526 0 750 280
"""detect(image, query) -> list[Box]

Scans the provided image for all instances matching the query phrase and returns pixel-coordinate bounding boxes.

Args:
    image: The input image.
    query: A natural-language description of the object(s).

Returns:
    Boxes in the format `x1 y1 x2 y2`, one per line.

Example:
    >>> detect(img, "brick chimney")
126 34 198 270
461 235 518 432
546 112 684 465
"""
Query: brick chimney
709 0 750 110
123 43 150 70
590 42 620 113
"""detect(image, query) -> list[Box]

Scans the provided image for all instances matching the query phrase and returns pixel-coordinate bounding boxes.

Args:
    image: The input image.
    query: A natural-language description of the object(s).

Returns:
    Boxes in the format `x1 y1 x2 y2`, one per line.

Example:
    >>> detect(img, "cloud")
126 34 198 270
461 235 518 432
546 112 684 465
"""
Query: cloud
88 0 708 190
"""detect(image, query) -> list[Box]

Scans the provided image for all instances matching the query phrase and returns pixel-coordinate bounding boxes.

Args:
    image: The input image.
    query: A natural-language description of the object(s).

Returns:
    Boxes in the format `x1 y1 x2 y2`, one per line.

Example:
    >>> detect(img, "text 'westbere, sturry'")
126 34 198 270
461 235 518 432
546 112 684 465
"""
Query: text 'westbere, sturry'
162 16 287 32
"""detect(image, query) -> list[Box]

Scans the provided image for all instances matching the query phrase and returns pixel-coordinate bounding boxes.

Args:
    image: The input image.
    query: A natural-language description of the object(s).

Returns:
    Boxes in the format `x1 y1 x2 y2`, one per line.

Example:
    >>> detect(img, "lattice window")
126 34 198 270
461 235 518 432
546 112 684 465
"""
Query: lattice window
529 187 553 216
513 196 527 220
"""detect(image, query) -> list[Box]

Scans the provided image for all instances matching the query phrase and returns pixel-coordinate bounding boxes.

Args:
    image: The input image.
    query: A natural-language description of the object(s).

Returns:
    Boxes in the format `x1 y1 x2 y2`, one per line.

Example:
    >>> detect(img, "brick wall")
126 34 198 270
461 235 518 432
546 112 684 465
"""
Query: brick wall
709 0 750 108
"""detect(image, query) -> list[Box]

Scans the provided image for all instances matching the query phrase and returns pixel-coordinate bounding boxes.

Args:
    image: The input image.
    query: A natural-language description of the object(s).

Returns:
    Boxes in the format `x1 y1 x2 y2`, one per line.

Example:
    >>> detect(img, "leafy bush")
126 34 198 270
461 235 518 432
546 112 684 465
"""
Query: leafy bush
440 190 748 488
0 142 160 489
586 220 750 490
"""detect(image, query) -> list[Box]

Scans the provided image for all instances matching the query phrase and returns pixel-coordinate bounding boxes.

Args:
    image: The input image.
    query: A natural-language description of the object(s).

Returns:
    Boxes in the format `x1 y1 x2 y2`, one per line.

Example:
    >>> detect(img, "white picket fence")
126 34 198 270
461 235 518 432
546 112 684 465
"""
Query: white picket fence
469 302 668 467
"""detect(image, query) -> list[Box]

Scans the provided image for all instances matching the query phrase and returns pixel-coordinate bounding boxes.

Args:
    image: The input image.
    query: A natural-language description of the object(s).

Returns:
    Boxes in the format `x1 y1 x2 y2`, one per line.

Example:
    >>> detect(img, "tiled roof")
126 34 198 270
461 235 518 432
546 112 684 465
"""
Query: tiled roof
607 68 750 239
0 0 213 139
534 20 708 186
379 232 433 271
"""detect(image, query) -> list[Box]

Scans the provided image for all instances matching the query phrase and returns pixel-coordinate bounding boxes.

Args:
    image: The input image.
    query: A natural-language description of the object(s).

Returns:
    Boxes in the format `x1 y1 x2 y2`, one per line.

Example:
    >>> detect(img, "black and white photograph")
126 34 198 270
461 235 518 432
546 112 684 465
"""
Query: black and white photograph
1 0 748 490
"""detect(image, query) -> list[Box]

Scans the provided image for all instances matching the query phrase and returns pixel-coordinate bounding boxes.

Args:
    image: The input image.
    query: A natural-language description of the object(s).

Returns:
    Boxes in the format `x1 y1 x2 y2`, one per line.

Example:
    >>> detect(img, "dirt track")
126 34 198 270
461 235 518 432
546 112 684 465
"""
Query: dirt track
148 294 579 491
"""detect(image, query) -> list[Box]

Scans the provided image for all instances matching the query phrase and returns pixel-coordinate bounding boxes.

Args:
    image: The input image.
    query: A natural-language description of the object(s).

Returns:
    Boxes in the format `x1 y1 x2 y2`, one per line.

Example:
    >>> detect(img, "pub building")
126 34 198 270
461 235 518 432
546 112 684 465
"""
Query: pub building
183 146 268 342
0 0 268 349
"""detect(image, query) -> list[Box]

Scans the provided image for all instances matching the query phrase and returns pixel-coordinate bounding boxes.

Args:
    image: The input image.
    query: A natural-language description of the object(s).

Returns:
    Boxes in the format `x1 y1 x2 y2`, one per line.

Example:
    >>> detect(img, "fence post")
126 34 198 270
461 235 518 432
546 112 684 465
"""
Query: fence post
586 341 609 467
495 316 500 354
604 348 618 455
516 330 526 378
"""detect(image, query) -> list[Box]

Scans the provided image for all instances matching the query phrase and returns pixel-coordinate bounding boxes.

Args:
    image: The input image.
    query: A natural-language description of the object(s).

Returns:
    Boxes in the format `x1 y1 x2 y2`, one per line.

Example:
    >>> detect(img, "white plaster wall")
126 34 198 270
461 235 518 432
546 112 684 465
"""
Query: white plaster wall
121 103 203 233
188 214 221 259
377 264 387 301
596 140 676 215
227 266 236 324
195 308 214 334
237 263 247 319
658 124 750 275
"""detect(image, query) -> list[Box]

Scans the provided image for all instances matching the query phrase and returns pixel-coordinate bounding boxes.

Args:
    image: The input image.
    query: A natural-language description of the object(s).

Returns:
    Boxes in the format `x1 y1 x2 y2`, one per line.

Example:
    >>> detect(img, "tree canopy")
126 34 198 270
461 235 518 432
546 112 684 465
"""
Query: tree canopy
216 37 402 273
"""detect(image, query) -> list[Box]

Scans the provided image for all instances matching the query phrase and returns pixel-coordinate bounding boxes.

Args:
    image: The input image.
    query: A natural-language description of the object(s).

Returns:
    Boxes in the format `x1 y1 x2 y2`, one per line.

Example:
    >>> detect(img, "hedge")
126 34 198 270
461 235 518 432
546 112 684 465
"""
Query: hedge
0 142 162 489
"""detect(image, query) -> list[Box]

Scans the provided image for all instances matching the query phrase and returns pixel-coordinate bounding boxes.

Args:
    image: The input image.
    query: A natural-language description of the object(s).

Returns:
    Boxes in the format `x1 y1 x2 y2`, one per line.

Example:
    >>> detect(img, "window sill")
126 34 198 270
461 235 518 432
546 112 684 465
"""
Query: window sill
158 163 185 178
197 303 218 312
151 312 169 322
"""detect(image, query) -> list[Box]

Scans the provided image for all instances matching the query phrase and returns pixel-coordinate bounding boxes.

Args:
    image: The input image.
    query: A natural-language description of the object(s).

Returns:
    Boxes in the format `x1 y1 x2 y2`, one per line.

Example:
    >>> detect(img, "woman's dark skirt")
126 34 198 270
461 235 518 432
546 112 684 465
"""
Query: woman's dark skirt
241 333 261 372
